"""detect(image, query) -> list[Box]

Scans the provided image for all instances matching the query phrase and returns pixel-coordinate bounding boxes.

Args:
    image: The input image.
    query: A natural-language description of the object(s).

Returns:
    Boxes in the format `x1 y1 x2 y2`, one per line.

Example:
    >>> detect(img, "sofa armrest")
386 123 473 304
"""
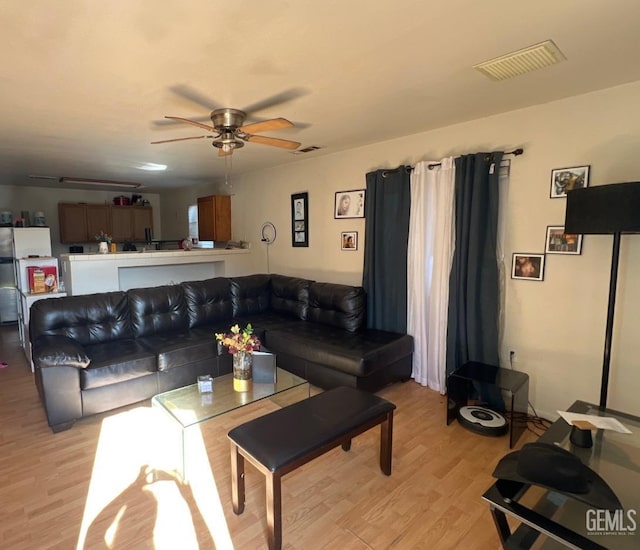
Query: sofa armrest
33 335 90 369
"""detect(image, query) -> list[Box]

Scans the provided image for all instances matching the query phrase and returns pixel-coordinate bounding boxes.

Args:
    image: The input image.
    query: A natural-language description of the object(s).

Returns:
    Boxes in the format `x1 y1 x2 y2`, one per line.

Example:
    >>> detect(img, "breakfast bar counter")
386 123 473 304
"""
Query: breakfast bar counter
59 248 252 295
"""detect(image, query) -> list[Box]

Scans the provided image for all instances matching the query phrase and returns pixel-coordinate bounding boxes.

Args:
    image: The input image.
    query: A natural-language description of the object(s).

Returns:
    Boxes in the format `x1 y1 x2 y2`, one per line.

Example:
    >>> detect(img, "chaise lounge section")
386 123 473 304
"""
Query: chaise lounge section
30 274 413 432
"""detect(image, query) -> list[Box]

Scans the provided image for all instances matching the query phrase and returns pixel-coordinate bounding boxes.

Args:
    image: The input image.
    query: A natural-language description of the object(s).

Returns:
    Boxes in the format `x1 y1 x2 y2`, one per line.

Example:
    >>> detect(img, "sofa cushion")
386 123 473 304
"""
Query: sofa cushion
138 331 217 371
182 277 233 328
128 285 189 337
269 274 312 320
307 282 365 332
29 291 131 346
80 339 157 390
230 274 271 317
265 323 413 378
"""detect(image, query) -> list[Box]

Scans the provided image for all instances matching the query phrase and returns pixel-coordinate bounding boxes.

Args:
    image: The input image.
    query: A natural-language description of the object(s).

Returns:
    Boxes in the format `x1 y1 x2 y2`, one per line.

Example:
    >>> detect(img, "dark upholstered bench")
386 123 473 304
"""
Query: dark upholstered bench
227 386 396 550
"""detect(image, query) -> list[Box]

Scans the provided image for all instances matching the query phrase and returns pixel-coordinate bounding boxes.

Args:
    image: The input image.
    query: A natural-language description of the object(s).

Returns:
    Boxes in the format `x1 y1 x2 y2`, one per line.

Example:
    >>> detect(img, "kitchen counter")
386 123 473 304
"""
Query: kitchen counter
60 248 252 295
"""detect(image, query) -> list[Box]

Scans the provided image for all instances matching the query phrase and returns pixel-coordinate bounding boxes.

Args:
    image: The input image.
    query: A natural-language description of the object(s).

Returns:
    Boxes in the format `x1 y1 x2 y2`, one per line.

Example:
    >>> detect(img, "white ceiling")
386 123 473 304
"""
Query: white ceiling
2 1 640 193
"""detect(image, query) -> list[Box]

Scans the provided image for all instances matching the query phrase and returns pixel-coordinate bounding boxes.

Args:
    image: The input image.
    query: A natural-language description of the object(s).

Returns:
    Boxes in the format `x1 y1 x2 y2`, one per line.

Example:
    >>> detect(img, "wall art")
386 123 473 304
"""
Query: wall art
291 192 308 247
334 189 365 219
550 165 590 198
511 253 545 281
545 225 583 255
341 231 358 251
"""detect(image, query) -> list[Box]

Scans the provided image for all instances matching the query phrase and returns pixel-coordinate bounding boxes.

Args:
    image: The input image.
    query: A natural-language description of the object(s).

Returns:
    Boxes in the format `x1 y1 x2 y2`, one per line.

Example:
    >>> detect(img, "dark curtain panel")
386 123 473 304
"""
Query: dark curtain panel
363 167 411 332
446 152 504 378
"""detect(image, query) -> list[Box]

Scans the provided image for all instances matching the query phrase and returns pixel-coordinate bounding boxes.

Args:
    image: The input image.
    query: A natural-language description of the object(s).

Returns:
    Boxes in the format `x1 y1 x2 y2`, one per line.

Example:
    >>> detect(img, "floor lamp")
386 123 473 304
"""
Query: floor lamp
565 181 640 408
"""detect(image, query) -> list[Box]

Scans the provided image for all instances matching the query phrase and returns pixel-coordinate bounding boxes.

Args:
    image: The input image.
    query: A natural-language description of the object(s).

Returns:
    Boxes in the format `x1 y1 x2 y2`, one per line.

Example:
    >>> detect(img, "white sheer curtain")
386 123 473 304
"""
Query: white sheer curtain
407 158 456 393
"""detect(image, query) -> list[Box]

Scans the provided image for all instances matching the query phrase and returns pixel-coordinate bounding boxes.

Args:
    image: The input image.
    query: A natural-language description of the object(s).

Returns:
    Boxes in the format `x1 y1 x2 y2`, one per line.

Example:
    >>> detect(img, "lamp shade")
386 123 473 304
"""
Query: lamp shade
565 181 640 234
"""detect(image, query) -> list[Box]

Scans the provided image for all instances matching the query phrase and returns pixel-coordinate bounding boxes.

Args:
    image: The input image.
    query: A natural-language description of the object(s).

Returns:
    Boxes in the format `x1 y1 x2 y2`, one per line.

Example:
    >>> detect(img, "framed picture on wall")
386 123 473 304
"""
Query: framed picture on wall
334 189 365 218
341 231 358 251
545 225 583 255
550 165 590 198
511 253 545 281
291 192 309 247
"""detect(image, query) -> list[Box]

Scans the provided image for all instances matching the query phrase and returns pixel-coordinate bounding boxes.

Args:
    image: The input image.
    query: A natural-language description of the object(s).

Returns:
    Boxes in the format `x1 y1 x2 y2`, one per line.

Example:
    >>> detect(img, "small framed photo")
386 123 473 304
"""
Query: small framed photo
341 231 358 251
511 253 545 281
334 189 365 219
545 225 583 255
550 165 590 198
291 192 309 247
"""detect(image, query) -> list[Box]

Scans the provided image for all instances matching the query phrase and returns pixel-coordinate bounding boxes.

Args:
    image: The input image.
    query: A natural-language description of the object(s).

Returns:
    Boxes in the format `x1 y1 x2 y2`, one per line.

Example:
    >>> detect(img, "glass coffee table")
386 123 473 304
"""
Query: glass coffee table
152 367 310 480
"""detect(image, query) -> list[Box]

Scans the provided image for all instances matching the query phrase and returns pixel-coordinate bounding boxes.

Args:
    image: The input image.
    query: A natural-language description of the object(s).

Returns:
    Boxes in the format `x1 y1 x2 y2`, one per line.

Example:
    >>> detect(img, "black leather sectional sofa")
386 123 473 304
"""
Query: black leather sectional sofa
30 274 413 432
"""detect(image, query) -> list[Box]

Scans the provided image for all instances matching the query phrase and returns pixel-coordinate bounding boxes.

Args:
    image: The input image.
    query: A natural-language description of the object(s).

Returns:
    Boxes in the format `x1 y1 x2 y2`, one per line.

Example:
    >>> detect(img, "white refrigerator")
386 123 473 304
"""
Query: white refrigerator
0 228 52 324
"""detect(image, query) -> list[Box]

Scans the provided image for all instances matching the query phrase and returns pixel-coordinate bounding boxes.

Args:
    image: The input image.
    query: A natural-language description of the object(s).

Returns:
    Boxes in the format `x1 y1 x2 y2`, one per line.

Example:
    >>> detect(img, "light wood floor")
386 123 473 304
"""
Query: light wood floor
0 325 537 549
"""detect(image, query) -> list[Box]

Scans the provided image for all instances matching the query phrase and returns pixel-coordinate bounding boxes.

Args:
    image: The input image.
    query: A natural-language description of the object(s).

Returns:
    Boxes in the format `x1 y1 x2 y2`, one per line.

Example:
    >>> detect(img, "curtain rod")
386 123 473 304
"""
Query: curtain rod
426 148 524 171
381 148 524 177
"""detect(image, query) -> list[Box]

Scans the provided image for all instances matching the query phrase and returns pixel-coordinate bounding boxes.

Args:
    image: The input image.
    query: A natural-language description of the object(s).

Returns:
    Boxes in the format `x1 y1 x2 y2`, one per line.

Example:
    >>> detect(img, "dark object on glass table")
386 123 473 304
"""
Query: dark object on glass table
570 425 593 448
492 442 621 510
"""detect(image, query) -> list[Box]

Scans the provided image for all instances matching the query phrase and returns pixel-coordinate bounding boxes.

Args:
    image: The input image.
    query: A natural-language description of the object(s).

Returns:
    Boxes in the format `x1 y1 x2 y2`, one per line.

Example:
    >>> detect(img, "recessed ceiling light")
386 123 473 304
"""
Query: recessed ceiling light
474 40 566 81
137 162 167 171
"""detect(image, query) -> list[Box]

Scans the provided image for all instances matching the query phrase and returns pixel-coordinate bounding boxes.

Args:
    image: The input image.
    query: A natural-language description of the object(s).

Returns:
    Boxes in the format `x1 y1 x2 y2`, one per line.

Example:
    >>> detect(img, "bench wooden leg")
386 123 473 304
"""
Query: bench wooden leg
380 411 393 476
266 472 282 550
230 443 245 514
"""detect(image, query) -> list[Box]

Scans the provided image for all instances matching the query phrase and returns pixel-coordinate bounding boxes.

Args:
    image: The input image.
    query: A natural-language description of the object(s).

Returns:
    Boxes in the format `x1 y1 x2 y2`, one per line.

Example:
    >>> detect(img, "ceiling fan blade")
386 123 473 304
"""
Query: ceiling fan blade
165 116 216 132
152 115 212 127
239 118 294 134
242 87 309 115
245 134 301 150
168 84 219 110
151 135 211 144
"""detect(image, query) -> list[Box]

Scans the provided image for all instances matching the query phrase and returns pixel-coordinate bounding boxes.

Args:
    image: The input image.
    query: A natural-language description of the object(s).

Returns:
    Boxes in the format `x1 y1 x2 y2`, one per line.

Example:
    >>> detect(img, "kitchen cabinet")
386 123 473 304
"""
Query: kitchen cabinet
132 206 153 241
197 195 231 241
110 206 153 242
58 203 152 243
85 205 111 240
58 203 88 243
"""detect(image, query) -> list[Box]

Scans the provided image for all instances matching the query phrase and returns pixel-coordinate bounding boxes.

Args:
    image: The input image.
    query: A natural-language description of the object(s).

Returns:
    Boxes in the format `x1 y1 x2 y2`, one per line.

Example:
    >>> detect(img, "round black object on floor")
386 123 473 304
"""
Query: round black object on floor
457 406 508 437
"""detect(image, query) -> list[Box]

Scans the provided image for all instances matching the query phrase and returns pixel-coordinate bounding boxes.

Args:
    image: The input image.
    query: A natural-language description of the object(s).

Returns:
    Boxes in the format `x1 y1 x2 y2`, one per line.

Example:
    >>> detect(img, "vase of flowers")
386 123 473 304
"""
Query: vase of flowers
215 323 261 392
95 230 112 254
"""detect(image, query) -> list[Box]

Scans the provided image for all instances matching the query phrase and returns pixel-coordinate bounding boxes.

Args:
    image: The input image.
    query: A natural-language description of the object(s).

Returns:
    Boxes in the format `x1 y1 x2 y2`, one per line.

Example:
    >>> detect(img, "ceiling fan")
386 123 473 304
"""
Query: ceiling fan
151 86 305 156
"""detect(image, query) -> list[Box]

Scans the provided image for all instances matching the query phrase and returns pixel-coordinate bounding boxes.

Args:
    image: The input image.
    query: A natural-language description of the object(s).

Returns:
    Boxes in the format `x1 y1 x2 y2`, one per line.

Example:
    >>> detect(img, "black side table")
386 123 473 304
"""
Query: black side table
446 361 529 448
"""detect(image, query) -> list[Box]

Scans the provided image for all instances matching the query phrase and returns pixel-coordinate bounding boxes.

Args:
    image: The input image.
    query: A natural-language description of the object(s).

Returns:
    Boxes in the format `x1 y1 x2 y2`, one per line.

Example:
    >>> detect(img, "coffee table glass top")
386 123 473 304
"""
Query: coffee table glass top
151 367 308 429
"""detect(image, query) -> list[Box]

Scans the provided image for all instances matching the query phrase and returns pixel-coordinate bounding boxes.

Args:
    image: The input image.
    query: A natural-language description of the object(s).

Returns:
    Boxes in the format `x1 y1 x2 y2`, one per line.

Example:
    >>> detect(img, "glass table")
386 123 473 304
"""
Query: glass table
482 400 640 549
447 361 529 448
152 367 310 480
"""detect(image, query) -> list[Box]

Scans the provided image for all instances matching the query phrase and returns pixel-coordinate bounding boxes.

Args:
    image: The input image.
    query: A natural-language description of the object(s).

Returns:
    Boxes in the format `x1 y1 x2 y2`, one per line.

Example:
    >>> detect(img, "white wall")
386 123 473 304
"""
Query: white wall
0 187 161 257
196 80 640 418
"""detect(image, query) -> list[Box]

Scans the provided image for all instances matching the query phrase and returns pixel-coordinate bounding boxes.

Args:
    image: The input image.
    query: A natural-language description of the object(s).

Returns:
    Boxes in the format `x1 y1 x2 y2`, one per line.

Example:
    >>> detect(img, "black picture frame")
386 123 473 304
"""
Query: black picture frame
511 253 545 281
550 165 590 198
545 225 583 255
334 189 365 219
291 192 309 247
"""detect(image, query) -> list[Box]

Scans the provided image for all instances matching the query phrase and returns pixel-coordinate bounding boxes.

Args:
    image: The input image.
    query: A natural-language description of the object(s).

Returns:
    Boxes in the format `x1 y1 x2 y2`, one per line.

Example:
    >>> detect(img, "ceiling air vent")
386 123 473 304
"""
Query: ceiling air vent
474 40 566 81
292 145 322 155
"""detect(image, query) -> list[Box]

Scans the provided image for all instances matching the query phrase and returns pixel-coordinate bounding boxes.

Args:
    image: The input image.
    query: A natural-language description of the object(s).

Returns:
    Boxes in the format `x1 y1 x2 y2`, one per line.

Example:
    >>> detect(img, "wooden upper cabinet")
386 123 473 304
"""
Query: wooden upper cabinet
58 203 88 243
197 195 231 241
110 206 133 242
110 205 153 242
85 204 111 241
58 202 153 243
132 206 153 241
